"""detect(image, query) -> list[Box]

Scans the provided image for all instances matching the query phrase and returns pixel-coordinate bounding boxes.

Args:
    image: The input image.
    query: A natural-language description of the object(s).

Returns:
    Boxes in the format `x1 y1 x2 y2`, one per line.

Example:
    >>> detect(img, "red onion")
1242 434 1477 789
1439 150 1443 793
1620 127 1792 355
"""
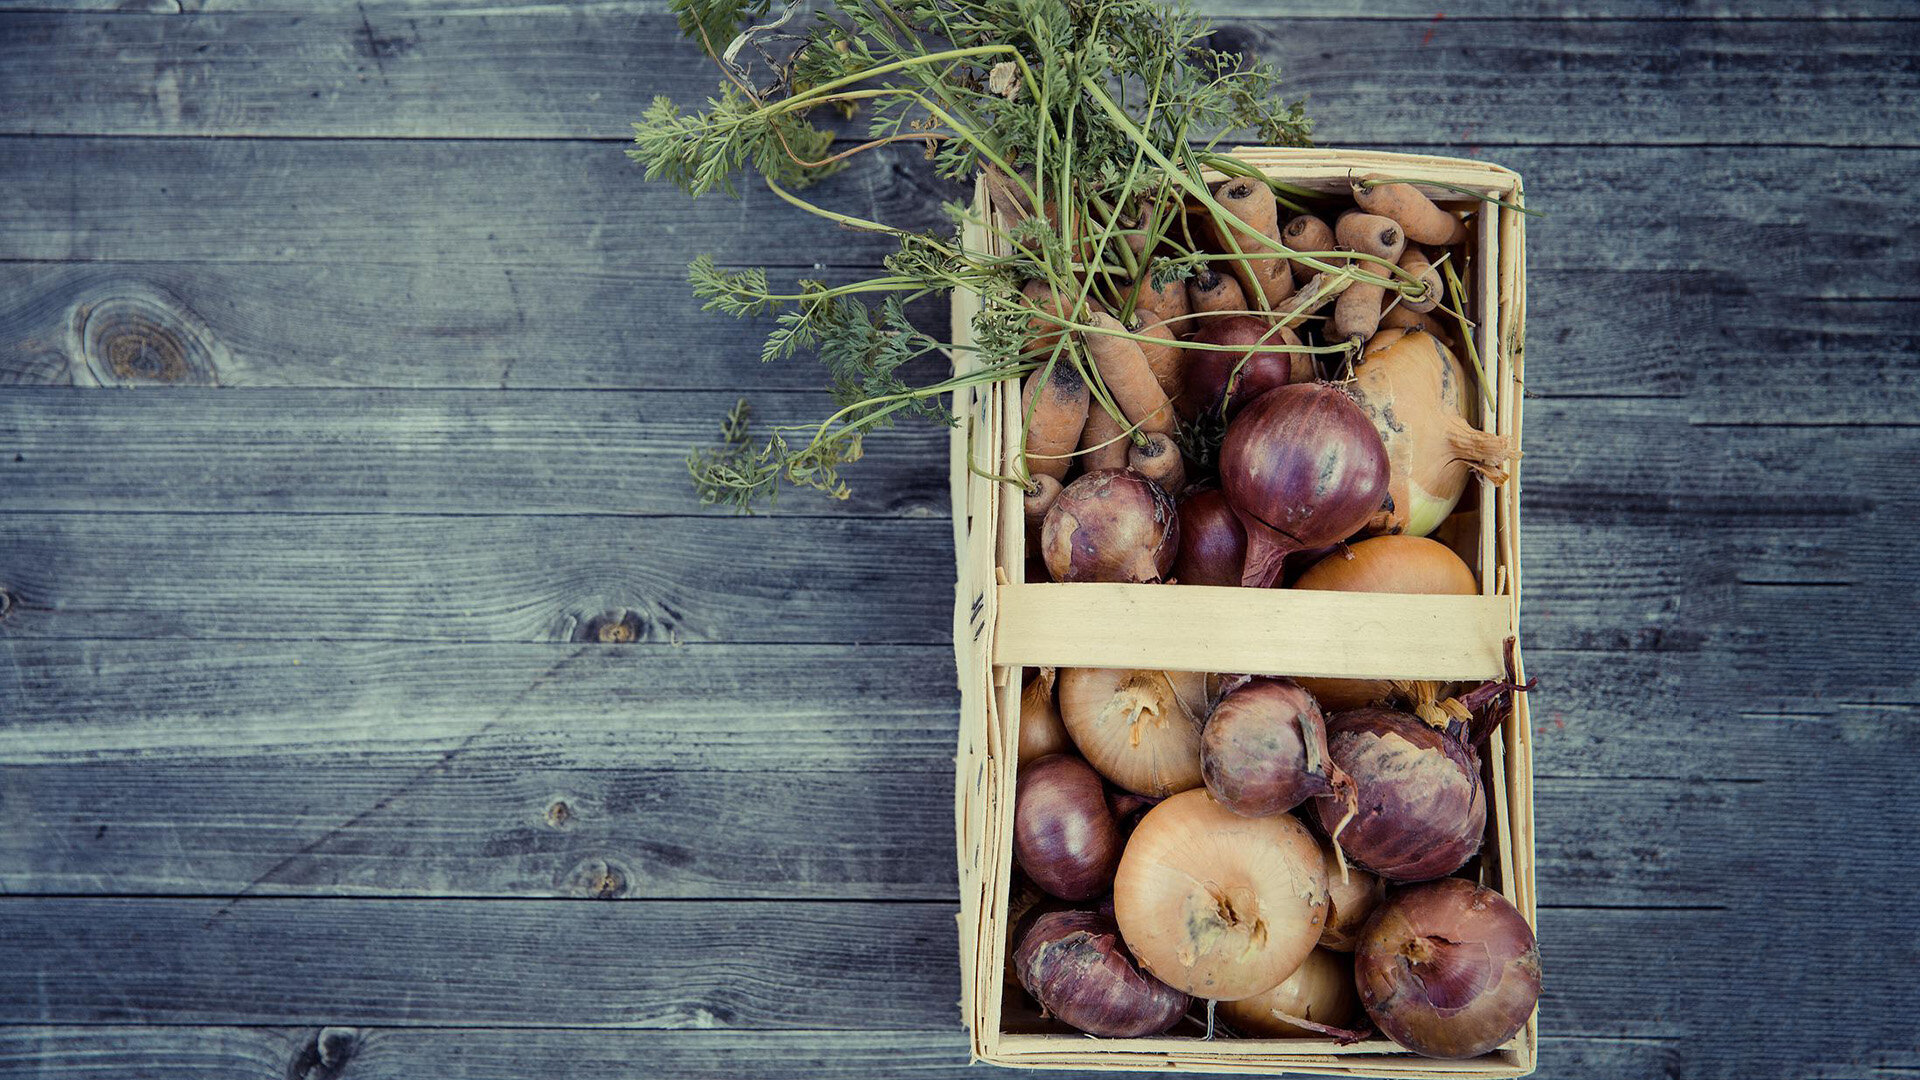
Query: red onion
1355 878 1541 1059
1178 316 1310 421
1170 489 1245 587
1014 910 1191 1037
1219 384 1389 588
1200 678 1349 818
1313 707 1486 882
1015 754 1123 901
1041 469 1179 583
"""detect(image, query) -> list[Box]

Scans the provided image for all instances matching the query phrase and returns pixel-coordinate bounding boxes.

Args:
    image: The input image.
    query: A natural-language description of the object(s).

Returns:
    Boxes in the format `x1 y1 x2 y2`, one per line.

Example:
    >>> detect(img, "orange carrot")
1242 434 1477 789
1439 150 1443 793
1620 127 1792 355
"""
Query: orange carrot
1023 474 1064 525
1022 280 1068 359
1135 314 1184 400
1020 362 1090 482
1134 272 1190 326
1187 268 1247 320
1352 176 1468 246
1078 402 1131 472
1332 276 1387 346
1282 215 1339 273
1397 248 1443 314
1128 431 1187 496
1334 212 1407 263
1083 312 1176 435
1210 177 1293 310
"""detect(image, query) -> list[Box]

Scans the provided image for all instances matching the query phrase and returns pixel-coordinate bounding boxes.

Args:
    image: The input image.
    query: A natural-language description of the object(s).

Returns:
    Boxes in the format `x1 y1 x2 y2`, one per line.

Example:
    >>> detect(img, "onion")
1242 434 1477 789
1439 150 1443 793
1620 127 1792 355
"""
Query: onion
1113 789 1328 1000
1355 878 1541 1059
1219 948 1366 1040
1293 537 1479 712
1014 909 1191 1037
1042 469 1180 583
1178 316 1311 421
1018 668 1073 765
1219 384 1390 588
1200 678 1349 818
1318 843 1385 952
1348 329 1515 538
1014 754 1123 901
1059 668 1209 797
1313 707 1486 882
1170 489 1245 587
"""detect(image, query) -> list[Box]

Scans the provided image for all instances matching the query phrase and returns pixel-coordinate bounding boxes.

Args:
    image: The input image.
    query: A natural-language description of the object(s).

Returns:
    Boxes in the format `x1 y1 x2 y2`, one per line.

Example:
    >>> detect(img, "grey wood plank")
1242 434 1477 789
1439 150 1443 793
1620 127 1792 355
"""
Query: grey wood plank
4 13 1915 145
0 1028 1706 1080
3 140 1916 283
0 389 950 517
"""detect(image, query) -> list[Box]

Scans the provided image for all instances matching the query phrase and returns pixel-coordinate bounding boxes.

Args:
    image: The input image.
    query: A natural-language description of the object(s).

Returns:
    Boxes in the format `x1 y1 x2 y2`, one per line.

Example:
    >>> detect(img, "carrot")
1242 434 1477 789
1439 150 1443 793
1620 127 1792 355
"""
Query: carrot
1274 270 1352 329
1134 272 1190 325
1397 248 1443 314
1281 215 1338 273
1187 268 1246 320
1134 314 1184 400
1380 302 1456 345
1331 275 1386 346
1128 431 1188 496
1020 362 1090 482
1078 402 1131 472
1022 280 1069 359
1023 474 1064 525
1352 176 1468 246
1334 212 1407 263
1083 312 1176 435
1209 177 1293 311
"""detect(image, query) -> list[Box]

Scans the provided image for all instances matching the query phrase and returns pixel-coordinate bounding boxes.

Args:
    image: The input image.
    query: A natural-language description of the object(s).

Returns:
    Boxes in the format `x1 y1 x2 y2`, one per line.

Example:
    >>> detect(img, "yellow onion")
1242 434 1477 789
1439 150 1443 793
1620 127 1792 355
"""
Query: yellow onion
1059 668 1209 797
1293 536 1477 713
1219 947 1367 1040
1319 843 1385 952
1018 668 1073 765
1347 329 1514 537
1112 790 1328 1000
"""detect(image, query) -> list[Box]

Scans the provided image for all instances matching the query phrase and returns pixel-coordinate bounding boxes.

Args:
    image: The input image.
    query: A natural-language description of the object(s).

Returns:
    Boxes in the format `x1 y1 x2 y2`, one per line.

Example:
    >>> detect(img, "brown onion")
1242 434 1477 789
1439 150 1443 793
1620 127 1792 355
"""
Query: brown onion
1219 947 1366 1040
1200 678 1347 818
1015 754 1123 901
1179 316 1311 421
1170 489 1246 587
1220 384 1390 588
1059 668 1208 797
1014 909 1191 1037
1349 330 1515 537
1042 469 1179 583
1319 843 1386 952
1018 668 1073 765
1356 878 1541 1059
1313 708 1486 882
1293 537 1479 712
1113 789 1328 1000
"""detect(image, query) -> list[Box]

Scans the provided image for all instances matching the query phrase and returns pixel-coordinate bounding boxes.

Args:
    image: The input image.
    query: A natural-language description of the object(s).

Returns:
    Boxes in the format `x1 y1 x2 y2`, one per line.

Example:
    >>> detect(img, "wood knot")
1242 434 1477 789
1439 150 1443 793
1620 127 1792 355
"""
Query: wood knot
70 289 222 386
558 857 631 899
287 1026 359 1080
545 799 574 829
579 608 647 644
0 588 12 621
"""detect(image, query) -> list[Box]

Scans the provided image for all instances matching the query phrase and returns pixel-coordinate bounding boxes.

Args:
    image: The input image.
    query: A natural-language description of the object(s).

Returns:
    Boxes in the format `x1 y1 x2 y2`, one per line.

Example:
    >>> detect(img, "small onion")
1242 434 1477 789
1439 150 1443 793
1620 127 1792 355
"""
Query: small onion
1014 909 1191 1037
1293 537 1479 712
1014 754 1123 901
1059 668 1209 797
1179 316 1312 421
1170 489 1246 587
1313 708 1486 882
1355 878 1541 1059
1018 668 1073 765
1200 678 1347 818
1042 469 1180 583
1348 329 1515 538
1220 384 1390 588
1219 948 1365 1040
1318 843 1386 952
1113 789 1329 1000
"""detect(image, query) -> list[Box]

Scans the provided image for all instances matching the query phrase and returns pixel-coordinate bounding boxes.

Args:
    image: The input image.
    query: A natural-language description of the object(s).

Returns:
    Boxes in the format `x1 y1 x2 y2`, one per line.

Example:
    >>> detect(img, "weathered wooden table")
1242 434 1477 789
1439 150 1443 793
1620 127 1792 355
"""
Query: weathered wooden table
2 4 1916 1078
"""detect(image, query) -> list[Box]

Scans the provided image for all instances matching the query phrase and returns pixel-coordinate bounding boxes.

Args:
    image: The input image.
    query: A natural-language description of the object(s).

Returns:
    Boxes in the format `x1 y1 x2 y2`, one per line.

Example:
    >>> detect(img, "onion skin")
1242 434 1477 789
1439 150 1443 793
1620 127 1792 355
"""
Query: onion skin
1319 845 1386 952
1014 754 1123 901
1059 668 1209 797
1200 678 1343 817
1014 910 1191 1037
1042 469 1180 584
1170 489 1246 587
1220 384 1390 589
1292 537 1480 711
1113 789 1329 1000
1219 947 1365 1039
1018 668 1073 766
1314 708 1486 882
1355 879 1541 1059
1179 316 1311 421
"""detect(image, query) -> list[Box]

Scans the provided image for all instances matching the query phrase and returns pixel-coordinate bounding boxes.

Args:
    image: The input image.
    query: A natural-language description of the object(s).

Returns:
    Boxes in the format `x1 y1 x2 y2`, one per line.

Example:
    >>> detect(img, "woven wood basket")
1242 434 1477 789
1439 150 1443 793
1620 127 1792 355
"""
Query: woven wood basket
948 148 1534 1077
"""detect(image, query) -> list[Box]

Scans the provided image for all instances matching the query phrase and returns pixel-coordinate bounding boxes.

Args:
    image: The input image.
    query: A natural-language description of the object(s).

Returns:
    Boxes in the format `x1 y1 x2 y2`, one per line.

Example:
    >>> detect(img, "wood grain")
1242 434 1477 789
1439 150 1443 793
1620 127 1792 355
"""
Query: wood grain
3 13 1914 145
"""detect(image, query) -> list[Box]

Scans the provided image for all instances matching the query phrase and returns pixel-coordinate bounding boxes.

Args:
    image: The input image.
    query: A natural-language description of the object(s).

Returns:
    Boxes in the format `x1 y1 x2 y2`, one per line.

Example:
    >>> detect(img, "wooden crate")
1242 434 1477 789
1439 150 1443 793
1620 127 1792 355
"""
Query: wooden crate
949 148 1533 1077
